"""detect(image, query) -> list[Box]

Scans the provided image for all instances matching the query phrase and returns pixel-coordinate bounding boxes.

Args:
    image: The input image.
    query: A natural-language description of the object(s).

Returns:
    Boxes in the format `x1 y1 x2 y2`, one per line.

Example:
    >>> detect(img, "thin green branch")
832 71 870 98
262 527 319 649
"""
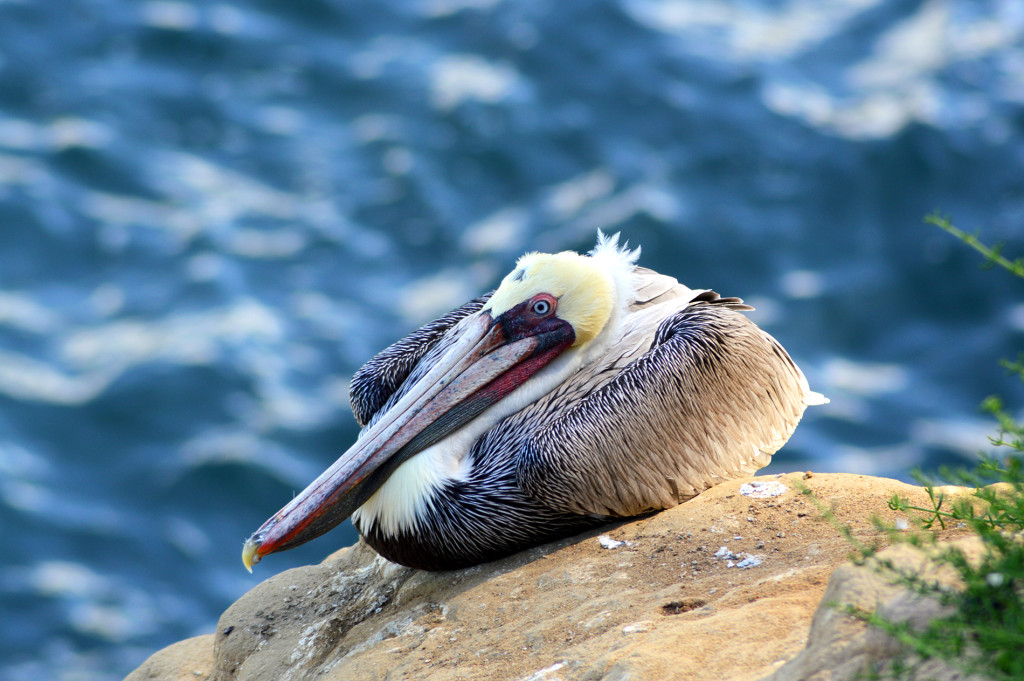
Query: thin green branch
926 213 1024 278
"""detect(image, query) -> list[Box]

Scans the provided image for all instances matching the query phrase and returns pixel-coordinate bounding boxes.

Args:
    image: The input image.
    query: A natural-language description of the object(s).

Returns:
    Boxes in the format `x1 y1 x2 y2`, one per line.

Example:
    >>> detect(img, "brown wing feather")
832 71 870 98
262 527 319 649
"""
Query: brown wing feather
514 276 810 518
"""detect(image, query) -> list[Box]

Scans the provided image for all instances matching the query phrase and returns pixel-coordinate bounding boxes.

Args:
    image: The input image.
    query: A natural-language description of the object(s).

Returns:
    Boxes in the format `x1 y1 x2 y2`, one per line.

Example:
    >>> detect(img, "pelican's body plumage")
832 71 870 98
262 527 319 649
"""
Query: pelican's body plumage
243 234 824 571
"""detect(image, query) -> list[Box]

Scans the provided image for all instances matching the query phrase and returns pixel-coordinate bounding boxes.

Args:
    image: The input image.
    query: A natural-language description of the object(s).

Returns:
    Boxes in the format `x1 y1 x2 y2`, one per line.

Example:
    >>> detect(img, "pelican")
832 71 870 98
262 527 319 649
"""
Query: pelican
242 233 825 572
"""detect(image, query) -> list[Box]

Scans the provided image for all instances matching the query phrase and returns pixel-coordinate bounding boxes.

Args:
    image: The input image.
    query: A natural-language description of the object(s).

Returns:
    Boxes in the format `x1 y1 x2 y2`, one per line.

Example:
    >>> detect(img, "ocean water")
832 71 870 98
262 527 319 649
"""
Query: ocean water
1 0 1022 678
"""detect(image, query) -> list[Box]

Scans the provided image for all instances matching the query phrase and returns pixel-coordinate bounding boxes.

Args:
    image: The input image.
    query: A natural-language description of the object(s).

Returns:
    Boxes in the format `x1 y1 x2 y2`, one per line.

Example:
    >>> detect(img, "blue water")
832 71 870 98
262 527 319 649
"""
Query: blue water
1 0 1022 678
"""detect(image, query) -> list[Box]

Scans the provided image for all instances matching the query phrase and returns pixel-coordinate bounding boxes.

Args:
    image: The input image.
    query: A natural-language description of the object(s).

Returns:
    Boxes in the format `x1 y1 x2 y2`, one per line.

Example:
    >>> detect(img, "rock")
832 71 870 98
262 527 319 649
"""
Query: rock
126 473 974 681
766 537 989 681
126 635 215 681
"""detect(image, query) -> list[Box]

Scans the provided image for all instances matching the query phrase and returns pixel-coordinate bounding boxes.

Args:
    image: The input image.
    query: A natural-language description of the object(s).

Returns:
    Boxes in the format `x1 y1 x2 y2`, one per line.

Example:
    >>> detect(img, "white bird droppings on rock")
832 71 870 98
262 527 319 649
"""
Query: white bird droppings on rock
714 546 764 569
735 555 764 569
519 661 565 681
622 621 652 634
740 480 788 498
598 535 625 549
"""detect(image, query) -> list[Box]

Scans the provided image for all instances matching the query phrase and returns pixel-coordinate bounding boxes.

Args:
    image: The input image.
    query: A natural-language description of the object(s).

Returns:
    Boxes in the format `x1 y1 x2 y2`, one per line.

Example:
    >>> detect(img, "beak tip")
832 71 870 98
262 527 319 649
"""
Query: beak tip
242 538 261 573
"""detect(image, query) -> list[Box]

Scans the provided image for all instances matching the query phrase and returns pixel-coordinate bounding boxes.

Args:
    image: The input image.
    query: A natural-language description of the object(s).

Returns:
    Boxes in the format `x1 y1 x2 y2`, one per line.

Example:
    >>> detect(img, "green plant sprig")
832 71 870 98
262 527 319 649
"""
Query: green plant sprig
926 213 1024 278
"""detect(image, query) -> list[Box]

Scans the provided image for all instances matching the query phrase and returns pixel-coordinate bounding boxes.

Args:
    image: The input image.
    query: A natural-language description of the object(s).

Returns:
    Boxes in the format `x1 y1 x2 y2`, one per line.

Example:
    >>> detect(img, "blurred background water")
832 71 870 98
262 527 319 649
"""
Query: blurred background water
1 0 1022 678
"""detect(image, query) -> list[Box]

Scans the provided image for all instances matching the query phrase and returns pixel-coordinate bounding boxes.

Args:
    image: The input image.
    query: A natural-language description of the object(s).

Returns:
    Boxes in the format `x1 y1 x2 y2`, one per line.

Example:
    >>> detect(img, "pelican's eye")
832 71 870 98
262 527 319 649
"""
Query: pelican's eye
530 295 555 317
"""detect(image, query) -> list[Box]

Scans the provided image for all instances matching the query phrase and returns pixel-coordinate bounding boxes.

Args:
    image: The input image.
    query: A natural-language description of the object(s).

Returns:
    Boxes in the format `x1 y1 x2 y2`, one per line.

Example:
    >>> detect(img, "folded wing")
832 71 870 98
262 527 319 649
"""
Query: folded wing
514 269 811 517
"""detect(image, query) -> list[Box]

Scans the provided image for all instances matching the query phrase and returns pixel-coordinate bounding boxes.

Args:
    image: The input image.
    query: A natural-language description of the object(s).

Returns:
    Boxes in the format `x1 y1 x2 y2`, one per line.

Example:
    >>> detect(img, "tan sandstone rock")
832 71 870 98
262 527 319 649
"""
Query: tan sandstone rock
766 536 990 681
126 473 973 681
126 635 216 681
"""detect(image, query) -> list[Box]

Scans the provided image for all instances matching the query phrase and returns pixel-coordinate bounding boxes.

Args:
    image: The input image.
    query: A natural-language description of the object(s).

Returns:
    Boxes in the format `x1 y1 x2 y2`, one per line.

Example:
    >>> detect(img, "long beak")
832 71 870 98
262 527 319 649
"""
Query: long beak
242 311 574 571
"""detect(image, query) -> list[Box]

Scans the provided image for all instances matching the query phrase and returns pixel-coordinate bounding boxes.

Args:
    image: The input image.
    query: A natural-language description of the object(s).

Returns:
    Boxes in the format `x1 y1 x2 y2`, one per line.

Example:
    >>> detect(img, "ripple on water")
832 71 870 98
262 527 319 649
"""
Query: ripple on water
0 560 158 649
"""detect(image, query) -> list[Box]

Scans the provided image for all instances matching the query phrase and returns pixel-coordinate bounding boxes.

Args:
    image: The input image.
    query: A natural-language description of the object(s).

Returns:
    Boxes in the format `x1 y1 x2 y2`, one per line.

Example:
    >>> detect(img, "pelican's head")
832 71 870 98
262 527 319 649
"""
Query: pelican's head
485 231 640 349
241 232 639 571
484 253 611 348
